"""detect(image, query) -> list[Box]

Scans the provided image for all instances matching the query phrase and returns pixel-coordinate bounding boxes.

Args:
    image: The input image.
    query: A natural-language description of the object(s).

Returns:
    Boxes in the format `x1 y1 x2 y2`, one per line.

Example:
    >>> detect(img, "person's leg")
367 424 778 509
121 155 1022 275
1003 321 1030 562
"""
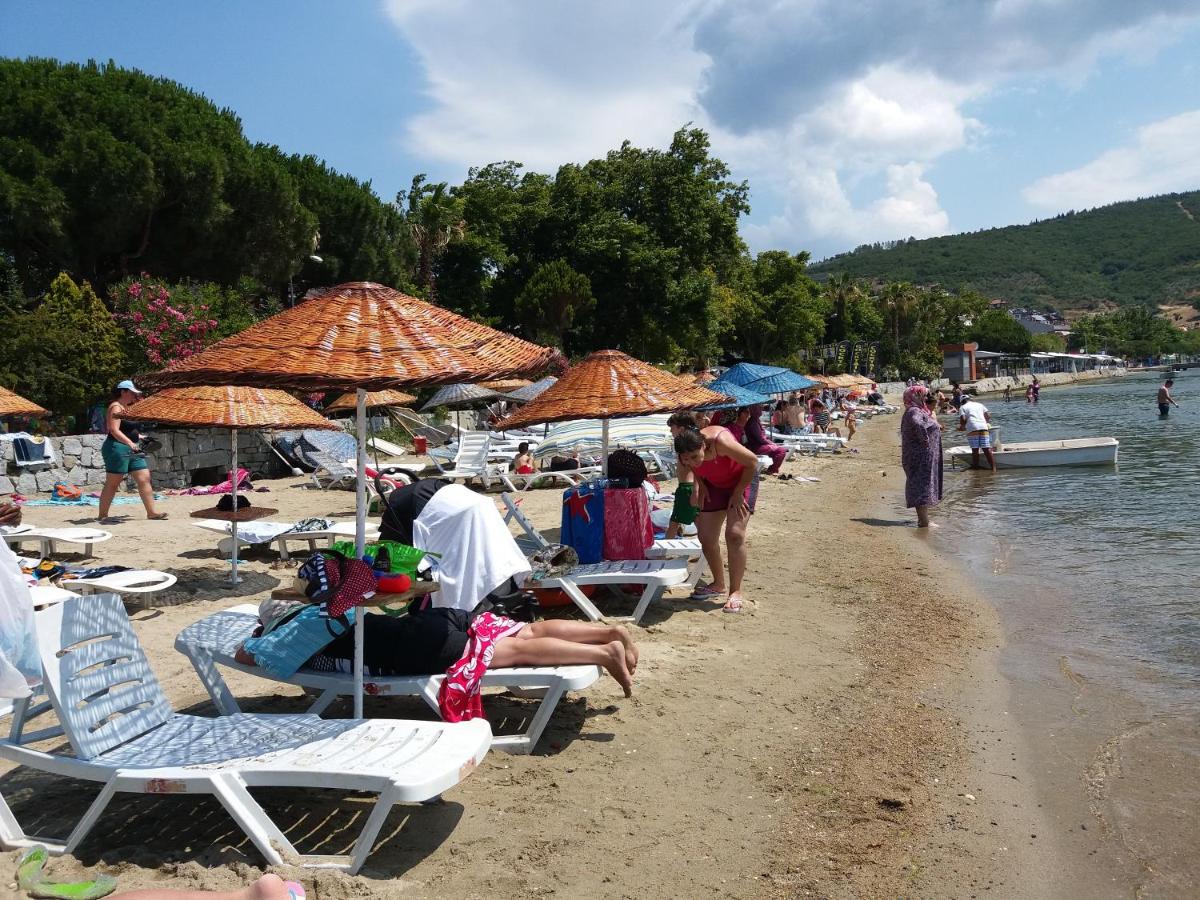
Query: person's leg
766 445 786 474
695 509 728 595
130 468 165 518
517 619 638 672
491 633 633 696
982 447 997 472
915 504 931 527
970 447 981 469
723 505 749 611
98 472 124 519
111 873 294 899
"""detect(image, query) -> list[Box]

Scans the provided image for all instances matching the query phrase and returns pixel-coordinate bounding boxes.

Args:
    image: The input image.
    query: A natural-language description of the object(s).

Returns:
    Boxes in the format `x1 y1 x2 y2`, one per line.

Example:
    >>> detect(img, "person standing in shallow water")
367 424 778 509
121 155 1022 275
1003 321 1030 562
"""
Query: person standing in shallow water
1158 378 1179 416
900 384 942 528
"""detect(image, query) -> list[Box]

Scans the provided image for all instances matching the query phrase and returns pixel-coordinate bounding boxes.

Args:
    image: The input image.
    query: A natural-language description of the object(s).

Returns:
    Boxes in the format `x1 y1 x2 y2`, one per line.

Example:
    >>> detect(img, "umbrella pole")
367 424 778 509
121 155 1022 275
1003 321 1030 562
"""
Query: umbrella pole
353 389 367 719
229 428 241 586
601 418 610 477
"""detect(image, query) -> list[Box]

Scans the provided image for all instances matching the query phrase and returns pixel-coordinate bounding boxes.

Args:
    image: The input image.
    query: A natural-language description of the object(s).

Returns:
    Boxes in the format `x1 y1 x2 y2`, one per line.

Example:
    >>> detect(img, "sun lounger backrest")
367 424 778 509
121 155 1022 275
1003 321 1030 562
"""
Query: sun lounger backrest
499 492 550 550
454 432 491 470
34 594 173 760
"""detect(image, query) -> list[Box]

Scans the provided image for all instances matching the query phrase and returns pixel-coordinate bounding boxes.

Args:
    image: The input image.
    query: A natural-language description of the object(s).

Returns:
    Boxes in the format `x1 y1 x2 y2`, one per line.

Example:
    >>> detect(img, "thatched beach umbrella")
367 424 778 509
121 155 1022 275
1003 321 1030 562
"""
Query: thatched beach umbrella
0 386 47 418
324 389 417 412
497 350 731 474
144 282 558 716
124 386 338 585
507 376 558 403
421 383 517 434
481 377 533 392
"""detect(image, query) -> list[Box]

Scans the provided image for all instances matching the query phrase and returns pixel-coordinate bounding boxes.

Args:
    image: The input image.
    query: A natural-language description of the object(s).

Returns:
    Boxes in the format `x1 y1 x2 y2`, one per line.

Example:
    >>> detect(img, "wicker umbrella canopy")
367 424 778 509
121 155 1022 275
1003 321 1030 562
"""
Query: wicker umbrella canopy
0 386 47 417
420 383 515 412
497 350 730 430
143 282 559 392
123 386 338 431
507 376 558 403
325 389 417 413
481 378 533 392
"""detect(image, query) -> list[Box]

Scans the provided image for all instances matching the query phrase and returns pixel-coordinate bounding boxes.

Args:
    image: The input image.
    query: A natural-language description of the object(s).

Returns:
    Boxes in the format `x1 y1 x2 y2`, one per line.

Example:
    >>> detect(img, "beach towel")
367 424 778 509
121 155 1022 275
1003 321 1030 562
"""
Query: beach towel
0 540 40 698
165 468 253 496
603 487 653 560
437 611 523 722
18 495 149 508
561 481 605 564
413 483 532 613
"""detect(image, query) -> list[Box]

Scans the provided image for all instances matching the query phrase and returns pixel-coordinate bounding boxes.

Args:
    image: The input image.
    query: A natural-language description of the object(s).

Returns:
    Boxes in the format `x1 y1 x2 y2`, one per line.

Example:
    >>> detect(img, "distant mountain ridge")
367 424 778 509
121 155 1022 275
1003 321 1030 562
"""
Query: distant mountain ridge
809 190 1200 313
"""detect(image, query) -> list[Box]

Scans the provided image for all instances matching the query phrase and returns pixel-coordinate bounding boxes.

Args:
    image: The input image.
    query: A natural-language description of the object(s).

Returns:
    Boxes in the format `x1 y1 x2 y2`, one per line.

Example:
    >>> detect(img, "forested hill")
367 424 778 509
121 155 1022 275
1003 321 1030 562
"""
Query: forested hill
810 191 1200 312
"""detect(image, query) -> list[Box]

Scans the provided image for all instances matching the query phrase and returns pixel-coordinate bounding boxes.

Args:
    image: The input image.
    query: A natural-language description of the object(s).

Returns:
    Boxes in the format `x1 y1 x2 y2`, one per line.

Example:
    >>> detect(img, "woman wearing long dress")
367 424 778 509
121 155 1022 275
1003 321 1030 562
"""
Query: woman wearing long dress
900 384 943 528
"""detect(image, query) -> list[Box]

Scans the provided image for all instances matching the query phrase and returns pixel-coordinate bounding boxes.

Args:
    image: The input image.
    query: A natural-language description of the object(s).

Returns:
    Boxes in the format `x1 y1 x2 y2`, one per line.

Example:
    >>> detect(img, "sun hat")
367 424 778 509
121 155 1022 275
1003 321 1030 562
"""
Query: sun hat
116 379 143 394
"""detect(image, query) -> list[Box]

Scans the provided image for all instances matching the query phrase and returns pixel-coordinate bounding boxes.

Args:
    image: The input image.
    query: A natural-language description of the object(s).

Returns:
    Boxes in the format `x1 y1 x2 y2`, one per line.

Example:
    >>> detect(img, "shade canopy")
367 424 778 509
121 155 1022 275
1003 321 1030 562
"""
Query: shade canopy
325 389 417 412
698 379 772 410
0 386 47 417
123 386 339 431
506 376 558 403
721 362 817 395
498 350 730 430
534 415 671 460
143 282 559 392
481 378 533 392
420 383 516 412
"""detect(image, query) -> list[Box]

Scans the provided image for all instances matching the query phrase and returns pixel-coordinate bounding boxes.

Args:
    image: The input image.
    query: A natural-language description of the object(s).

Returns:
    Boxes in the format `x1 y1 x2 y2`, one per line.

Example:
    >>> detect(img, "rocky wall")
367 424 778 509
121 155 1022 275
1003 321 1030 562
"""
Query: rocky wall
1 428 279 494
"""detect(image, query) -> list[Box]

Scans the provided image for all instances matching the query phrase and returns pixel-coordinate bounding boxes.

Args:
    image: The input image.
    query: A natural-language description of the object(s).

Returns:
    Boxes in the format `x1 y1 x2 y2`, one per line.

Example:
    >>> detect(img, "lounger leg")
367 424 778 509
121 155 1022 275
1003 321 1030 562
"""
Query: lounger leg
685 557 707 590
506 680 566 755
209 774 292 867
630 584 666 625
183 647 243 715
304 688 340 716
346 786 401 875
556 580 604 622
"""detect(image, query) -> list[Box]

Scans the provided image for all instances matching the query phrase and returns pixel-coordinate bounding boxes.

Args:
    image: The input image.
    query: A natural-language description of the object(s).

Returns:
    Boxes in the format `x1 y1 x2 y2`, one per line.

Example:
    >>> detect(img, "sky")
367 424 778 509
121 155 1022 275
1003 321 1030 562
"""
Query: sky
4 0 1200 261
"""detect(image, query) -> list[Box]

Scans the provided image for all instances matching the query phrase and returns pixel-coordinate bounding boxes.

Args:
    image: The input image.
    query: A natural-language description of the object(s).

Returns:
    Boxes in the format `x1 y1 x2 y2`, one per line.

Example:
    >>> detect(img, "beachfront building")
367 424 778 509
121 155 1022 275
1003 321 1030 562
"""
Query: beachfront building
1029 352 1124 375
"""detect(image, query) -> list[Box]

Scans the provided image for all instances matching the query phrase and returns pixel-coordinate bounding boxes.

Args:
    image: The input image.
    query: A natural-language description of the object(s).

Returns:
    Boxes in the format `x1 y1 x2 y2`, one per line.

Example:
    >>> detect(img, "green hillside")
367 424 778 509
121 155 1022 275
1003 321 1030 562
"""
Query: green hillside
810 191 1200 312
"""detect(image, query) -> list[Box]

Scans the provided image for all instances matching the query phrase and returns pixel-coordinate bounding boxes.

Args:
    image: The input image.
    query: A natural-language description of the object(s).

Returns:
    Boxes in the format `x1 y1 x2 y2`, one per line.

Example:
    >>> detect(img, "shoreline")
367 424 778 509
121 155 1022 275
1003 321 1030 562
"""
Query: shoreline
0 421 1114 897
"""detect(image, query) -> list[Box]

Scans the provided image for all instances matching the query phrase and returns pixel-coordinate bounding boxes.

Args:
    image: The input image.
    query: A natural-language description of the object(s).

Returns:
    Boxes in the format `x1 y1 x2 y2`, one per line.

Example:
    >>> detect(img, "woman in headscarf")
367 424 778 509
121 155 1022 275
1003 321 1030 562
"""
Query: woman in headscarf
900 384 943 528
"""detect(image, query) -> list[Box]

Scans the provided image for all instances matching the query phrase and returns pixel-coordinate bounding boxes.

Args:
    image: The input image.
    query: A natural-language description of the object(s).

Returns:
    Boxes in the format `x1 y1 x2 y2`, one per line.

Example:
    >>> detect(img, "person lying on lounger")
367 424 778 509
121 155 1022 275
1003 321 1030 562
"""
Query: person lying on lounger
234 604 637 696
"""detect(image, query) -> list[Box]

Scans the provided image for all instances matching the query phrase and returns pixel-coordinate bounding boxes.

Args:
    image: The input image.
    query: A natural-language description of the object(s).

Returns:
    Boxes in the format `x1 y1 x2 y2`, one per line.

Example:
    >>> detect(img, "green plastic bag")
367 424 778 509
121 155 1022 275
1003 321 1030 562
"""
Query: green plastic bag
331 540 437 575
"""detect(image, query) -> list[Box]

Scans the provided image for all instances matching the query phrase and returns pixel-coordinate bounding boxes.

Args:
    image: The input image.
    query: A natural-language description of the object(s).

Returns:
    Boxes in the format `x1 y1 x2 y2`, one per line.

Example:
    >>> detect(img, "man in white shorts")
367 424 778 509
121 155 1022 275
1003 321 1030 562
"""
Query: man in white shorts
957 395 996 472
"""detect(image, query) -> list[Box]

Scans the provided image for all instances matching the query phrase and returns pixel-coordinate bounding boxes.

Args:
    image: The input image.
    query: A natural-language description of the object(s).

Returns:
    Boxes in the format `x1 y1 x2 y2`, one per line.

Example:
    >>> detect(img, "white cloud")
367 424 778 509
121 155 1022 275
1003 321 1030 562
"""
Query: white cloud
380 0 1200 255
1022 110 1200 209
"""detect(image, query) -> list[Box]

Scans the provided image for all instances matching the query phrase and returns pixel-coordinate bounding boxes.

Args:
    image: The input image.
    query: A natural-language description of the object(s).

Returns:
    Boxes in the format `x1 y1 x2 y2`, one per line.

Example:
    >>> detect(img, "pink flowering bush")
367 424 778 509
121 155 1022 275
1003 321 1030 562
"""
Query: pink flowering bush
111 274 220 366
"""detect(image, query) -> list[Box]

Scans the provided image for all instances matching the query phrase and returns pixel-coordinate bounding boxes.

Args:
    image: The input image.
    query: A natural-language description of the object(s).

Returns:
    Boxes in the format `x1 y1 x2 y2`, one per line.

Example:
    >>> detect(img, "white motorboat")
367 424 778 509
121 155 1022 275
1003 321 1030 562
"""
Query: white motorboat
947 437 1118 468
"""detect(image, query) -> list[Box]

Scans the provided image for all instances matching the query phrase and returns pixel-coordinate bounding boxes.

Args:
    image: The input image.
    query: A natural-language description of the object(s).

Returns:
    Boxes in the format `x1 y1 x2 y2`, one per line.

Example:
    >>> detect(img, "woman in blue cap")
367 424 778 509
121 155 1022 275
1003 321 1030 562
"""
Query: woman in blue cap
98 380 167 522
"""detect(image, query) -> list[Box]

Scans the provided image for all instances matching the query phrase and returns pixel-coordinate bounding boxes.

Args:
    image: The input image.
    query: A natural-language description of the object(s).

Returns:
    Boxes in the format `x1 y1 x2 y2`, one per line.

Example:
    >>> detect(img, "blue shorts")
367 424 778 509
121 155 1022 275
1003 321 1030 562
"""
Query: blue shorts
966 432 991 450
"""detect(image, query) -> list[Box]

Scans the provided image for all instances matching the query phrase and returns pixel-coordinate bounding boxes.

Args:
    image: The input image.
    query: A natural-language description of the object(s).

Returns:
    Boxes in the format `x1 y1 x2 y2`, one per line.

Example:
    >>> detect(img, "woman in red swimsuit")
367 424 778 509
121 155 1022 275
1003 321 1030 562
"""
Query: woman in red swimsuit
673 418 759 612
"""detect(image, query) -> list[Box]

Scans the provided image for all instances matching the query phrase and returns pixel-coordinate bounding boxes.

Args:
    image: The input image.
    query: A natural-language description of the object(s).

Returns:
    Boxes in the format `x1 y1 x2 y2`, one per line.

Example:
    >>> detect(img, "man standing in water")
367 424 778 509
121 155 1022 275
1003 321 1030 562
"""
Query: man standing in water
1158 378 1179 416
958 395 997 471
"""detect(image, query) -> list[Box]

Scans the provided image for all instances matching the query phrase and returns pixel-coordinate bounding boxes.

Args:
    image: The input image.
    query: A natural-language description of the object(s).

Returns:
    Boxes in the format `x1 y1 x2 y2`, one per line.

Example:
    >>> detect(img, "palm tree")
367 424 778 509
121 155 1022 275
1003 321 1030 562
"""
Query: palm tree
821 272 863 342
399 175 465 301
880 281 917 365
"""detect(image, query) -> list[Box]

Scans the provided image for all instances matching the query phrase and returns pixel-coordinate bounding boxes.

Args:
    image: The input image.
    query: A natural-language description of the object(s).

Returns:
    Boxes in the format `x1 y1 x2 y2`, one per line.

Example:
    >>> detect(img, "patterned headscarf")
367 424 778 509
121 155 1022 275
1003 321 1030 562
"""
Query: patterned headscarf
902 384 929 409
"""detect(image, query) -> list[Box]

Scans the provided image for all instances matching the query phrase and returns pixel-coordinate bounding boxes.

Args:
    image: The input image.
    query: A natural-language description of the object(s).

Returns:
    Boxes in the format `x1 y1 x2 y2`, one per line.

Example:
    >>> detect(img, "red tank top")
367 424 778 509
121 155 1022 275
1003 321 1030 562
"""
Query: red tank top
693 428 747 490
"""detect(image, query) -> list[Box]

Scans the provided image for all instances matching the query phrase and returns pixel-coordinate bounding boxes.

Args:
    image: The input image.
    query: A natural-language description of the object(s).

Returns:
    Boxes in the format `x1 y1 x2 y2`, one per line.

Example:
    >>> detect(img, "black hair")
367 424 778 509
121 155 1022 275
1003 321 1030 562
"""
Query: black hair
517 441 530 453
673 429 705 454
667 411 698 430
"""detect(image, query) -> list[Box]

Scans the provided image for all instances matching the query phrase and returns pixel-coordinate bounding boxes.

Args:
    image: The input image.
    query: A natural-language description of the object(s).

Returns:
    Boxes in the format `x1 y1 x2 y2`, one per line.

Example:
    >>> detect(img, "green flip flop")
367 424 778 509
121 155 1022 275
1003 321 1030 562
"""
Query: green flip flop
16 846 117 900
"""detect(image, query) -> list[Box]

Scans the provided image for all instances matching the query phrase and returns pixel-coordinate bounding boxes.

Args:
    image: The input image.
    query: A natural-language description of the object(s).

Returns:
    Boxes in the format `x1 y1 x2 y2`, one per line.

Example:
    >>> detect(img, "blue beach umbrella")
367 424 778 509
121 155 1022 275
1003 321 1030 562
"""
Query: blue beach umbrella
721 362 817 395
698 378 772 410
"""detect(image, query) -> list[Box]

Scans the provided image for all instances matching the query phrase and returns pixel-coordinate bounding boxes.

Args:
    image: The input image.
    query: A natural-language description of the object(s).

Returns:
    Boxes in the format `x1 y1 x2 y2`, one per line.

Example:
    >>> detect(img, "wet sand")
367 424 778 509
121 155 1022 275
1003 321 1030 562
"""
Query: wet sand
0 422 1117 898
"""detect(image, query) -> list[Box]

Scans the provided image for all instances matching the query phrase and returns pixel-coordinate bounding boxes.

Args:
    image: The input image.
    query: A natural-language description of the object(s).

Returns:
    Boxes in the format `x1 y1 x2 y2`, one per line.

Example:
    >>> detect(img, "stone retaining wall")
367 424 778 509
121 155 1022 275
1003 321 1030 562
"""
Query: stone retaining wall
1 428 279 494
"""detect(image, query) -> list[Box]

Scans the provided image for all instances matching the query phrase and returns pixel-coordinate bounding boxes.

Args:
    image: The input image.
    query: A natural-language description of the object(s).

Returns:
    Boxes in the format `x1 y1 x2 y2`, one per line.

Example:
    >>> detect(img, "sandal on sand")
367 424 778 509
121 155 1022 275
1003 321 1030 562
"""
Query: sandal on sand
690 584 725 600
148 512 168 520
16 845 117 900
722 596 745 613
285 881 307 900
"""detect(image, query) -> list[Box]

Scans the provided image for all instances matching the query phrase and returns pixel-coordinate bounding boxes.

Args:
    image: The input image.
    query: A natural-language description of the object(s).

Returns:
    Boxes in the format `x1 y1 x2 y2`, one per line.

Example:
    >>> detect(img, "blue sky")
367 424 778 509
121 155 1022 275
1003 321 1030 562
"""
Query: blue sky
4 0 1200 261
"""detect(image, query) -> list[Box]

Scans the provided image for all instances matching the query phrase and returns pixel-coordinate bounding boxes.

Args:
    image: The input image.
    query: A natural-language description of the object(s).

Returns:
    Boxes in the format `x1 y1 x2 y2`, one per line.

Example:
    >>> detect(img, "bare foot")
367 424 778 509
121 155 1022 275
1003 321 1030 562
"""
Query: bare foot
614 625 639 673
916 521 940 529
247 873 297 900
601 641 634 697
723 592 745 613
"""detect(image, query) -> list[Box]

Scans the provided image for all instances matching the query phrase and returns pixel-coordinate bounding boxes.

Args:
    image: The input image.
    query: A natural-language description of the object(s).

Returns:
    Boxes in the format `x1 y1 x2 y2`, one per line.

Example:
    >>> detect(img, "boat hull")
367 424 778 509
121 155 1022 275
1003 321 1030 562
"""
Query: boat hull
947 438 1118 468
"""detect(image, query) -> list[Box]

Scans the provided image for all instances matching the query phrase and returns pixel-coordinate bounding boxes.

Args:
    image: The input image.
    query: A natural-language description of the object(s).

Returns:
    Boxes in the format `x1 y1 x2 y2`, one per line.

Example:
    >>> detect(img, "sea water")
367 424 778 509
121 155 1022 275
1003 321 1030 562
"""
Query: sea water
938 371 1199 896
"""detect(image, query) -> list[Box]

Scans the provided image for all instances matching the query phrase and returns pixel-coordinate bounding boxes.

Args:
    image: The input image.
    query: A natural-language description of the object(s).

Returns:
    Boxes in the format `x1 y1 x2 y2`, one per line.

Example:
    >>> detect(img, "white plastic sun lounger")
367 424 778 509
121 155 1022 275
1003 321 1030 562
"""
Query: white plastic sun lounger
499 493 689 623
0 594 491 874
497 465 603 492
193 519 380 561
0 525 113 559
175 604 600 755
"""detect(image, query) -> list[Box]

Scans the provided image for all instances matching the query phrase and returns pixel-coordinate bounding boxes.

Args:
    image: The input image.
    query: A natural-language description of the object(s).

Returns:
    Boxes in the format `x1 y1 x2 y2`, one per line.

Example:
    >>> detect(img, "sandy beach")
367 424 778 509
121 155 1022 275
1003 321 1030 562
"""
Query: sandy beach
1 424 1092 899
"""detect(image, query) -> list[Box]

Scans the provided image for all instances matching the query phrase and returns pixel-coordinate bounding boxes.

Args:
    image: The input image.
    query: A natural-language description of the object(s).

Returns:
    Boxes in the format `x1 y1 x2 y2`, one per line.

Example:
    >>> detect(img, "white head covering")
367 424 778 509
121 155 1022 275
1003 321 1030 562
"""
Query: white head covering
413 484 532 612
